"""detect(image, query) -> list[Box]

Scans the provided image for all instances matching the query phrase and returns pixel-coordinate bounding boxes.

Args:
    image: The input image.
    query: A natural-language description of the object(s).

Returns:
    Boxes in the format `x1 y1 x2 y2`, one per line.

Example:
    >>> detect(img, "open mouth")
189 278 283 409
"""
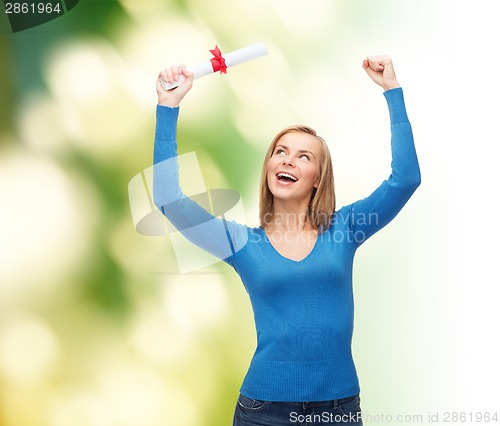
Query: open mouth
276 172 298 184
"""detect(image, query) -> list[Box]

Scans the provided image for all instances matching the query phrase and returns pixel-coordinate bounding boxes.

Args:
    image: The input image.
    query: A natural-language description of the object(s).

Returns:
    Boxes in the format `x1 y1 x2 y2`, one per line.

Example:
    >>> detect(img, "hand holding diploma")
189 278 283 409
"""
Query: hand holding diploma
156 42 268 107
157 64 194 108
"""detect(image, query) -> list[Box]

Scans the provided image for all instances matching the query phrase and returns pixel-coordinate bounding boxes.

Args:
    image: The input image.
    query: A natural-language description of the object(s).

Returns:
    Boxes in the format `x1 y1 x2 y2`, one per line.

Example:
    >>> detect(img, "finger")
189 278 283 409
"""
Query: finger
363 57 380 72
366 55 390 63
362 58 378 77
369 60 385 72
160 69 171 83
171 64 179 81
178 64 194 79
382 60 395 75
164 67 174 84
181 68 194 79
159 70 168 82
368 56 392 70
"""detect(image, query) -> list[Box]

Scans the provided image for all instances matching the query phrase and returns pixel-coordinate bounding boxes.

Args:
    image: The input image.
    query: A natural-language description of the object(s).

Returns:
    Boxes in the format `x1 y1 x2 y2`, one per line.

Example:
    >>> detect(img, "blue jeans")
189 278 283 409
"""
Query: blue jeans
232 393 363 426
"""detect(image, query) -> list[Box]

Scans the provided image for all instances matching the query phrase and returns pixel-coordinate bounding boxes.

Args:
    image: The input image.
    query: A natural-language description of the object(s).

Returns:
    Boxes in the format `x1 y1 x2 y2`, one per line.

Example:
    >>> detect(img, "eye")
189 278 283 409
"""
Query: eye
299 153 310 161
275 148 285 155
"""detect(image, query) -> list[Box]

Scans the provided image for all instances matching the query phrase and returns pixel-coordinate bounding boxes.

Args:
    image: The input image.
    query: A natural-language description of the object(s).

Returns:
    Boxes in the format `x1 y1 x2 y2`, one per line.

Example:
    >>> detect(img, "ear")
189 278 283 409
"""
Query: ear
313 175 320 188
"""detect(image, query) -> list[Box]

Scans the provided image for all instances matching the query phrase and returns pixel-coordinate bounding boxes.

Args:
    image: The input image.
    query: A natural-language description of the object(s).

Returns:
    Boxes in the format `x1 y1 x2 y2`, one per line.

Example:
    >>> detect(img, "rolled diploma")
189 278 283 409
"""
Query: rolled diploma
160 42 268 90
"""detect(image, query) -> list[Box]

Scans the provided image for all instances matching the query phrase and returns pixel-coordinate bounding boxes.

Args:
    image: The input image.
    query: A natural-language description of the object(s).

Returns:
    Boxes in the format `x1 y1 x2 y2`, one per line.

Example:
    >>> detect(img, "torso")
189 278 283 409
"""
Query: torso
236 220 359 402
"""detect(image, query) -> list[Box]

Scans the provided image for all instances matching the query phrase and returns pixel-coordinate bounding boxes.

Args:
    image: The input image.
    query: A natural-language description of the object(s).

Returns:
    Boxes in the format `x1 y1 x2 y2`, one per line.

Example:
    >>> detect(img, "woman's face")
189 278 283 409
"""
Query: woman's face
266 132 321 203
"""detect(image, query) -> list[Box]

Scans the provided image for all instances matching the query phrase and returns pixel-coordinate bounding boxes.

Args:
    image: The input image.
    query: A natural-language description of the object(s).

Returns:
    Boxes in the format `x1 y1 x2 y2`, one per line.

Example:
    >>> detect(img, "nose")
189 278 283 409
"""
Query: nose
282 156 295 166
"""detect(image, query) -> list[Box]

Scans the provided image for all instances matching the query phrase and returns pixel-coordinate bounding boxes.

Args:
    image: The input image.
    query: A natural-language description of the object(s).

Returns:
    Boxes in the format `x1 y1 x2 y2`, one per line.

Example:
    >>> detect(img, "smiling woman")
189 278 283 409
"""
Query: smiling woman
152 56 420 426
260 125 335 234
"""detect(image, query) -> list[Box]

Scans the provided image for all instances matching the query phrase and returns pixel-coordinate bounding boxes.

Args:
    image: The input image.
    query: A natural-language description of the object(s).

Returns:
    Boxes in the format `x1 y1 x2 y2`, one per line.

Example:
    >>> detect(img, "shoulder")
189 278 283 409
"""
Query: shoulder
320 205 353 234
332 204 353 223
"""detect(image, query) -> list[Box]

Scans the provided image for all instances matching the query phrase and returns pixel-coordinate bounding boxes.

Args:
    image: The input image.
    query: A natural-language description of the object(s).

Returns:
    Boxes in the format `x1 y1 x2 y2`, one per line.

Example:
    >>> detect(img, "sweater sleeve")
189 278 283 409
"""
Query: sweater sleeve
347 87 421 247
152 105 247 264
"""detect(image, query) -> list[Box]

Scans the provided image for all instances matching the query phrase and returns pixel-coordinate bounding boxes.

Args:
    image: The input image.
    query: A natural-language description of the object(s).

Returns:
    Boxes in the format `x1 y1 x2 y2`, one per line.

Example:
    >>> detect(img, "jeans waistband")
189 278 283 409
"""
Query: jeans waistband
305 394 357 408
263 393 358 409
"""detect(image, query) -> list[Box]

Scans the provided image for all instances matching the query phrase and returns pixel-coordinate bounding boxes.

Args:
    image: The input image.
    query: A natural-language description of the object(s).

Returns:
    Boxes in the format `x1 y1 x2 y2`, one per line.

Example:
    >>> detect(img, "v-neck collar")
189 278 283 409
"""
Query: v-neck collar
260 227 319 263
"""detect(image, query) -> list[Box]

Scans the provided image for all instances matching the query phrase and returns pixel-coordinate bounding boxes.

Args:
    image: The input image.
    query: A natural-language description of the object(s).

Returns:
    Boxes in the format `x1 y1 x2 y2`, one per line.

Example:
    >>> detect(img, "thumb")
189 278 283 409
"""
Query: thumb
381 60 396 79
180 66 194 82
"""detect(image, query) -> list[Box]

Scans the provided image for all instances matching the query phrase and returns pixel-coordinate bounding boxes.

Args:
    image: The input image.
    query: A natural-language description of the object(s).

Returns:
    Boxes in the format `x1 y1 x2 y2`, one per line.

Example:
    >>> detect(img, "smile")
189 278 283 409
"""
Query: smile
276 172 299 185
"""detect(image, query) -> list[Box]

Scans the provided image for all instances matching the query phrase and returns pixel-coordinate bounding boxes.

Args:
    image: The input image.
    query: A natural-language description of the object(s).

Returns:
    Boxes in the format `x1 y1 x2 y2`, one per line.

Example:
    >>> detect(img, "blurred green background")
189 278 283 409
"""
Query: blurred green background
1 0 499 425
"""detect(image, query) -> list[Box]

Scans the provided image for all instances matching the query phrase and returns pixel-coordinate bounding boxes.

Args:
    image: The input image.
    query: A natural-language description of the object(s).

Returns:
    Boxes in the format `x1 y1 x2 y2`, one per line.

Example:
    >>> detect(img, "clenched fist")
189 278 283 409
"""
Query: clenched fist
156 64 195 108
362 56 400 91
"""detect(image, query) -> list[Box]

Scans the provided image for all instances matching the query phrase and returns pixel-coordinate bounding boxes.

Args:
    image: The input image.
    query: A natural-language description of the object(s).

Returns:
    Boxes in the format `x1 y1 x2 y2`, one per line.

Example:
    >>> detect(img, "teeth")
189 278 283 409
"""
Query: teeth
277 172 298 181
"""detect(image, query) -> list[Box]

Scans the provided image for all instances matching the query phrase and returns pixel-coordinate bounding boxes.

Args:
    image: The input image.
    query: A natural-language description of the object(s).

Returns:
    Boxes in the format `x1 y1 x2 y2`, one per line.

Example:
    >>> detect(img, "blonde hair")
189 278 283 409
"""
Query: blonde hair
259 125 336 233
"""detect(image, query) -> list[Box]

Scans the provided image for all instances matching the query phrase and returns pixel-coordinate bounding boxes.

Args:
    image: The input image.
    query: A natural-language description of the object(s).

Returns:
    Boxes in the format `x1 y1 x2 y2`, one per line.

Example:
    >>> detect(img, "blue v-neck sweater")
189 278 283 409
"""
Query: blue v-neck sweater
153 88 421 402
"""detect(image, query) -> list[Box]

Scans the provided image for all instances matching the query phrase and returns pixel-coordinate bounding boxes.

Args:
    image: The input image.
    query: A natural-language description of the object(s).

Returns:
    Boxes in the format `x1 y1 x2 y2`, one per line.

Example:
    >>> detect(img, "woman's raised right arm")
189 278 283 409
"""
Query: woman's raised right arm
153 66 247 263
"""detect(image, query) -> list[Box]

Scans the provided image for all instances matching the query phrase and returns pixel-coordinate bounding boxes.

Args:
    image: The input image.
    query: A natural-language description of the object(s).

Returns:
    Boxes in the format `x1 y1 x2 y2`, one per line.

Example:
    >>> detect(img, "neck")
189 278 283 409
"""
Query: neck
267 198 314 233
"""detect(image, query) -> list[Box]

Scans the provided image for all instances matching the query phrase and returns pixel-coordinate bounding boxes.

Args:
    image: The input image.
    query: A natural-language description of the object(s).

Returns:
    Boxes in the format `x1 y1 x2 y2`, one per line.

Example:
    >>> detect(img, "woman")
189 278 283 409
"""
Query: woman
153 56 421 425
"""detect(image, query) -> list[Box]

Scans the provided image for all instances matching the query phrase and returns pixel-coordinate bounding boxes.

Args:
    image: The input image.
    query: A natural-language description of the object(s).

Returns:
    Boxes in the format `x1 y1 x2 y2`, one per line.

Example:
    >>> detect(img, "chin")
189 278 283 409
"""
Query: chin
270 188 311 202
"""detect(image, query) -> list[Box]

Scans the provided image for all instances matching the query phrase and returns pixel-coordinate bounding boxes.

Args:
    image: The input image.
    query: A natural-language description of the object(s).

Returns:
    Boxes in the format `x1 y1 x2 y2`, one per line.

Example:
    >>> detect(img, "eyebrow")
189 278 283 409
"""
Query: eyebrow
275 144 316 158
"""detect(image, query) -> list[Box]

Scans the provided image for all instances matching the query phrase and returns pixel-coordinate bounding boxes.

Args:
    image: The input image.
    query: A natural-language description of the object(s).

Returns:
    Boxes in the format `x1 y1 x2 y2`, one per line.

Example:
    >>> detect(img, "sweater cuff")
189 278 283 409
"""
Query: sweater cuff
155 104 180 140
383 87 409 125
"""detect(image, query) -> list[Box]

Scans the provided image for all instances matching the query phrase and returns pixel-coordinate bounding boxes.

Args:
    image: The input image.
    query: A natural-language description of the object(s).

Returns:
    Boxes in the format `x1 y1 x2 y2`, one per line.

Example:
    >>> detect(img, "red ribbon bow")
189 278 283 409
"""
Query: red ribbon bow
209 45 227 74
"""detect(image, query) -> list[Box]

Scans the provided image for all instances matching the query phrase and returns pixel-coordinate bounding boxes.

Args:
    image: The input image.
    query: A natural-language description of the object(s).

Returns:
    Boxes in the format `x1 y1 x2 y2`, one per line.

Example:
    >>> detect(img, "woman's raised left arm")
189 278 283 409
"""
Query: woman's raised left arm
344 57 421 246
